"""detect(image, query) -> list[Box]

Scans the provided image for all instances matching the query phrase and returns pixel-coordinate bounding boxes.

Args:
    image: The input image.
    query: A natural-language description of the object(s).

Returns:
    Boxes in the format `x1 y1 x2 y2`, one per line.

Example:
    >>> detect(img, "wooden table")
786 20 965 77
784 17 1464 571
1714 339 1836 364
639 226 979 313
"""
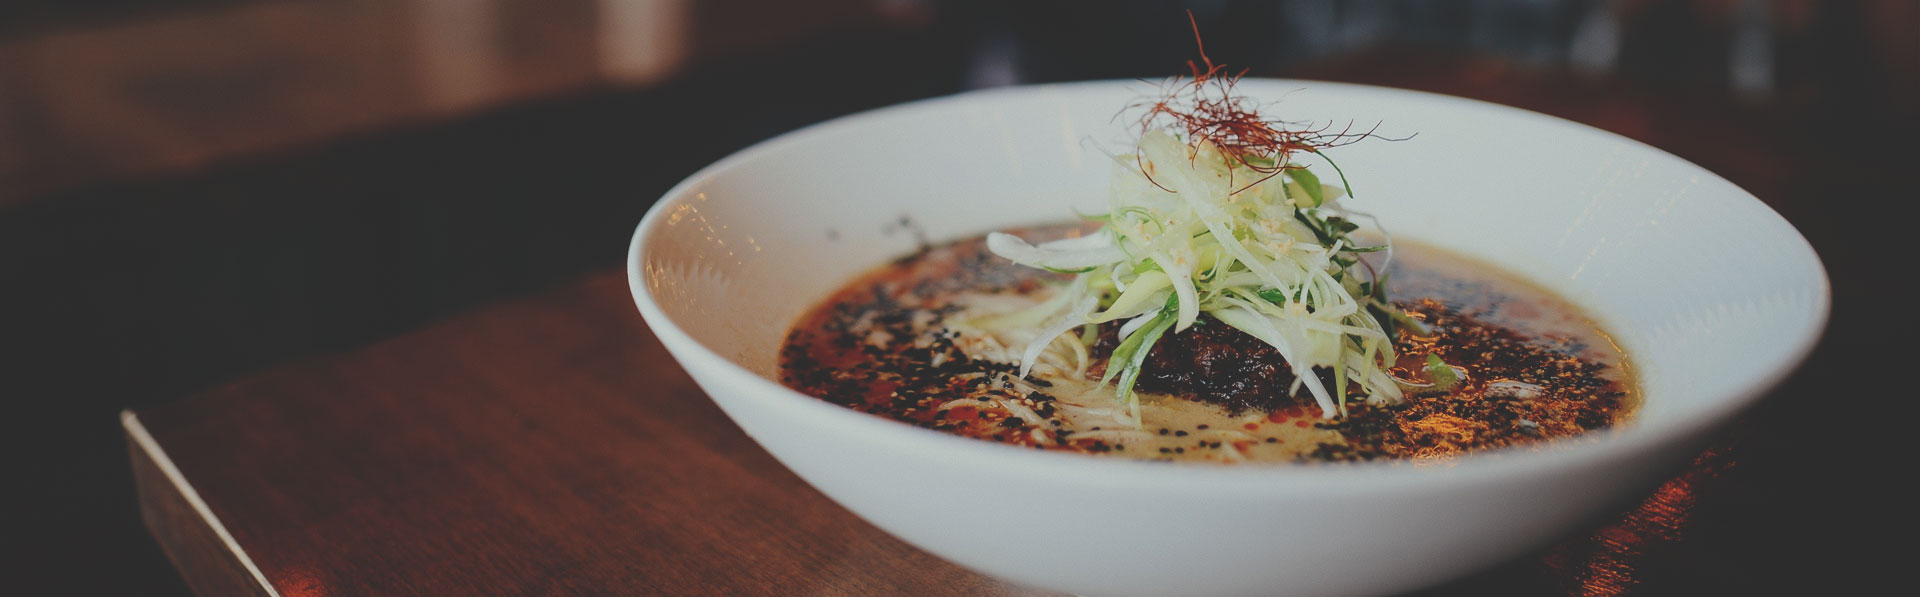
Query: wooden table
125 267 1784 596
125 271 1052 596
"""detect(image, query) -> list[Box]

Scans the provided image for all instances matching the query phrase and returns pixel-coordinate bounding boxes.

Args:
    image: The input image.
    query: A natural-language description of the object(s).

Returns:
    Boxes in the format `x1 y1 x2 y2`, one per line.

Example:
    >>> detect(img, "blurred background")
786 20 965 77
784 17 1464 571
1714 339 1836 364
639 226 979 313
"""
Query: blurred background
3 1 1912 594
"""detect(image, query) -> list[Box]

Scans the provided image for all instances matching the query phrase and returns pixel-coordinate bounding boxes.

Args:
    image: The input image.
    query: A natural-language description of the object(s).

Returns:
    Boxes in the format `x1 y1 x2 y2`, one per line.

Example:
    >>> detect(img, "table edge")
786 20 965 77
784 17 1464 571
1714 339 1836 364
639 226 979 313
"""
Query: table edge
124 410 281 597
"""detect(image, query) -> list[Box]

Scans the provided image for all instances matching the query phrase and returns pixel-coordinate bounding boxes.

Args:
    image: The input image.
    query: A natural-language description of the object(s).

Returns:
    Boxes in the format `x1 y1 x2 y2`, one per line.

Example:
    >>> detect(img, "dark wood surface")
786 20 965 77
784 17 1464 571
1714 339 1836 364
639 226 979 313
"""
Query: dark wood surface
129 272 1051 596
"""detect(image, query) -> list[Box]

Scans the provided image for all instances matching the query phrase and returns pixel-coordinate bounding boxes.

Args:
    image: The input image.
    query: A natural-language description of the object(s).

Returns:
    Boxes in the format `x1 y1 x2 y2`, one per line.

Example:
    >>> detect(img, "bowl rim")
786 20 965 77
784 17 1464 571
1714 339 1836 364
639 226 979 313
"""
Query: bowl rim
626 79 1831 491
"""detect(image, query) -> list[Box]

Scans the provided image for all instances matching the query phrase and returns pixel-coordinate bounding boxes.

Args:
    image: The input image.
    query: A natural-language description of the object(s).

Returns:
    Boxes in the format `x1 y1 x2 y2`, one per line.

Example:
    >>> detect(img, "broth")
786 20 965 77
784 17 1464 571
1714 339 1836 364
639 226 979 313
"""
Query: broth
780 226 1636 463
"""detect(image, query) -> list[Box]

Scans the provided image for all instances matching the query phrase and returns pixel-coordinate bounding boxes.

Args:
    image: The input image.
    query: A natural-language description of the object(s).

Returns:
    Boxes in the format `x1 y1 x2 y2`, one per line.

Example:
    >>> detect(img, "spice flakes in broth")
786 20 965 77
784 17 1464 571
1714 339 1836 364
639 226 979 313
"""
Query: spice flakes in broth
779 225 1637 463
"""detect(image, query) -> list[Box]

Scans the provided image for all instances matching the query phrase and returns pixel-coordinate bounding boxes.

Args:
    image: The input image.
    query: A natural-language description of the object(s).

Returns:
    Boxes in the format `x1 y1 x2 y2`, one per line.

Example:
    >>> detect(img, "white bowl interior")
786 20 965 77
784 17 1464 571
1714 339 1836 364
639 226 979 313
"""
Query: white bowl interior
636 80 1827 434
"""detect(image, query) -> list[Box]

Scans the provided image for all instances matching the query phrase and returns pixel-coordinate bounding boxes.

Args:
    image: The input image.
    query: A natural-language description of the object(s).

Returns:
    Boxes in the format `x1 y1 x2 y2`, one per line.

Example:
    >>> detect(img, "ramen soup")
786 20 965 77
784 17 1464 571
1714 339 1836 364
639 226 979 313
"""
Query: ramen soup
780 226 1637 463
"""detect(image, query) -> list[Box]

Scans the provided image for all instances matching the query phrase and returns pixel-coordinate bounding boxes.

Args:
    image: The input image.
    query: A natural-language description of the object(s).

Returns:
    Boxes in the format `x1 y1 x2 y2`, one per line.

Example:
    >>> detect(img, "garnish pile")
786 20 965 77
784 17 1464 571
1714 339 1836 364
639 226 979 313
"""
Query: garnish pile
984 58 1412 425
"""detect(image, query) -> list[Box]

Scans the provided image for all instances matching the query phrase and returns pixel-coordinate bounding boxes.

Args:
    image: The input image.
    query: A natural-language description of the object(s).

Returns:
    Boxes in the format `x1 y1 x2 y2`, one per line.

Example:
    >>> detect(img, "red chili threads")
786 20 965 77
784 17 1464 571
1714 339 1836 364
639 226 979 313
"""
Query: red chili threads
1125 12 1388 194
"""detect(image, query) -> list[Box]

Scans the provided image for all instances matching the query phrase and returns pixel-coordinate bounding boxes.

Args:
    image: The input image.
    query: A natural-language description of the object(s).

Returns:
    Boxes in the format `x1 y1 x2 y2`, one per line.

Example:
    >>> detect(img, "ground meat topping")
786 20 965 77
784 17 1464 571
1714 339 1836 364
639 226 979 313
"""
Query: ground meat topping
1089 317 1315 415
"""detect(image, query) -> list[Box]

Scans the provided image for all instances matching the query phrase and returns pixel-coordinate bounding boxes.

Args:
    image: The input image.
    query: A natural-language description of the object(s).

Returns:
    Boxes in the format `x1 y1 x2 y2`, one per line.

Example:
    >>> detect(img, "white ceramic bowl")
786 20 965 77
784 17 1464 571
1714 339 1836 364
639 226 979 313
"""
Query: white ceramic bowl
627 80 1828 596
